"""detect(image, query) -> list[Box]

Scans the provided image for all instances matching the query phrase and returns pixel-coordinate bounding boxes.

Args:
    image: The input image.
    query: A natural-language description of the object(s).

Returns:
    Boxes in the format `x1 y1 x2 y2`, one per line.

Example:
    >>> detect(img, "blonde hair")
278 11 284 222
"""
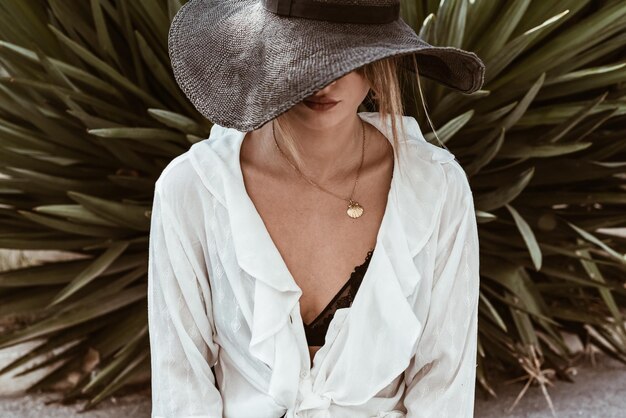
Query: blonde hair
272 54 436 179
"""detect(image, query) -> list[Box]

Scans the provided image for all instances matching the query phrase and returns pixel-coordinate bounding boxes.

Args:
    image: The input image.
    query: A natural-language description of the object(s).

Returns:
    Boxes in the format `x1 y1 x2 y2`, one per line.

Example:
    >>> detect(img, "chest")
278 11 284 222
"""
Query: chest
248 192 383 365
242 167 392 318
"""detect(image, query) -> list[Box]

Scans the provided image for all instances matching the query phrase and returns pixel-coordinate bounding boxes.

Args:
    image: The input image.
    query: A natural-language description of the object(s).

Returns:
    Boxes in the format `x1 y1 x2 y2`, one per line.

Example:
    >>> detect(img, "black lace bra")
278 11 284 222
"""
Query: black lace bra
303 248 375 346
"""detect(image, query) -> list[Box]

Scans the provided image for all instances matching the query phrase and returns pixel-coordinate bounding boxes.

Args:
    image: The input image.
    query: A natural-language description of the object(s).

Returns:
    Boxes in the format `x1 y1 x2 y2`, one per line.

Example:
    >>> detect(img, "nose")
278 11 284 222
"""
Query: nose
315 80 337 94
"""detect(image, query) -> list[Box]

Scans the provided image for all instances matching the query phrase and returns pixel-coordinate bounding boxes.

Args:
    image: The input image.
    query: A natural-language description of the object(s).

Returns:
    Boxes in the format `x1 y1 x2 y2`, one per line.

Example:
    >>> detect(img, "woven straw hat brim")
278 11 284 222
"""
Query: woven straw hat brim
168 0 486 131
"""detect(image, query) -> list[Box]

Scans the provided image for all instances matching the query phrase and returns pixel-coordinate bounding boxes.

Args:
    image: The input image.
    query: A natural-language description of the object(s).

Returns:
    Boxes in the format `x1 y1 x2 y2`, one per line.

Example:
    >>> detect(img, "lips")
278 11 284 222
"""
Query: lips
305 98 338 104
303 96 340 111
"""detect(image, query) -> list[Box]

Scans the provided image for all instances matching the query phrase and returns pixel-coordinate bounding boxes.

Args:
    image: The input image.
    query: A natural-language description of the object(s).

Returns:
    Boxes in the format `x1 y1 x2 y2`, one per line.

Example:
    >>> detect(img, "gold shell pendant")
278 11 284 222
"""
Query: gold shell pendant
347 200 364 218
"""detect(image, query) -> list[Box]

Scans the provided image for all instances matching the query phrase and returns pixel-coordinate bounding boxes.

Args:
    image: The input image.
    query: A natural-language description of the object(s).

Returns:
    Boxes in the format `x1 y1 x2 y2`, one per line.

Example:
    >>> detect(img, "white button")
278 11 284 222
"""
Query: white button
300 370 309 379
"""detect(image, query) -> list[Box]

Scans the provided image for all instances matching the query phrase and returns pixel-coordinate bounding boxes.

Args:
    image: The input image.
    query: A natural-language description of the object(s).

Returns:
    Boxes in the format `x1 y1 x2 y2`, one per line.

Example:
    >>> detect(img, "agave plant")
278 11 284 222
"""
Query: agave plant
402 0 626 412
0 0 624 413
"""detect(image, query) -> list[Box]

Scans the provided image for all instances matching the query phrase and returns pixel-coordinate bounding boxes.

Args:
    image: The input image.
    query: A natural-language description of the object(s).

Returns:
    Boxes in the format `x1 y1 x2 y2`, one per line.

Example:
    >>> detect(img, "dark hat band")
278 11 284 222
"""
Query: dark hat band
261 0 400 24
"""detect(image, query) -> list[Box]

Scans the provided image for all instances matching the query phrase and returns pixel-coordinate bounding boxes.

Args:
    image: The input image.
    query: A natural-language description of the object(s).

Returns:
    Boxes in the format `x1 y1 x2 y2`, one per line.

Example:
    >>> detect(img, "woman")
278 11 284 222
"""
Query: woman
148 1 485 417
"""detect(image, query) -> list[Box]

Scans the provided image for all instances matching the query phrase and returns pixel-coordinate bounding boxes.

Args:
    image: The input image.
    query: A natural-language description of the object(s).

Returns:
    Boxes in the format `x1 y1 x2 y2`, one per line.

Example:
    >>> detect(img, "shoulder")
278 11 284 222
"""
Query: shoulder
153 144 218 222
441 157 473 204
155 124 236 198
404 136 473 214
152 149 215 244
412 133 471 191
434 152 474 228
153 124 239 228
154 151 198 200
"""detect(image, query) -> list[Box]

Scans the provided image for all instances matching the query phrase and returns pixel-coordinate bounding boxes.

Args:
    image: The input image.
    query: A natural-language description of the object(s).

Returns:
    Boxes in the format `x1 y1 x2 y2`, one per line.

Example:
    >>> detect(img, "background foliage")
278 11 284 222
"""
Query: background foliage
0 0 624 412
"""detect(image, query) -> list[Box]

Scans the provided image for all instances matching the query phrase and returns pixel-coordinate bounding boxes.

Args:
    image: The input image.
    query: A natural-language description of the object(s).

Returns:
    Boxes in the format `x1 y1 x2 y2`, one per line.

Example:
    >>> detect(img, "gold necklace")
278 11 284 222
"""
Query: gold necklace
272 118 366 219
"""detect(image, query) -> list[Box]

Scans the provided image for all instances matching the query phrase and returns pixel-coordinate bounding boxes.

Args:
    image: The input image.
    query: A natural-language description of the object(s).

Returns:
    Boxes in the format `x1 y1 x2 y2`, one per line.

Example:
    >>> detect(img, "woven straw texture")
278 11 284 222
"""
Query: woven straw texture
168 0 486 131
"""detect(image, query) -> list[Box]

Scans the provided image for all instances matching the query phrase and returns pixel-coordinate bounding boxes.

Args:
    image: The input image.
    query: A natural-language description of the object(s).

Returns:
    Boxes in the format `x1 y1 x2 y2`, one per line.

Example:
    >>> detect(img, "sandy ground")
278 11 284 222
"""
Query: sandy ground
475 354 626 418
0 351 624 417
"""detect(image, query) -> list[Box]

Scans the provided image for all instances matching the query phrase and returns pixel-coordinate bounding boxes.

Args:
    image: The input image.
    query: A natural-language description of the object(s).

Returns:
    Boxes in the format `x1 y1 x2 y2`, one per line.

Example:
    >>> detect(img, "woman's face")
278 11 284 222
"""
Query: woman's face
288 70 371 126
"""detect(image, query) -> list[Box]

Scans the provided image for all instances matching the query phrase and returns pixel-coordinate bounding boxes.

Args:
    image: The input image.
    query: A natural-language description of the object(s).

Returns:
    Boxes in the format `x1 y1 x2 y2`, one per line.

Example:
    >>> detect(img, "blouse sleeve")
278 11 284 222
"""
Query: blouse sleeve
147 186 223 418
402 162 481 418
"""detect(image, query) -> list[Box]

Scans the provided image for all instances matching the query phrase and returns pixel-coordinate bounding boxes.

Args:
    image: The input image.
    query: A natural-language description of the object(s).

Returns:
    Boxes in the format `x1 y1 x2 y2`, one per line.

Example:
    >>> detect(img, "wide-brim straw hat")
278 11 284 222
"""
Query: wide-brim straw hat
168 0 486 132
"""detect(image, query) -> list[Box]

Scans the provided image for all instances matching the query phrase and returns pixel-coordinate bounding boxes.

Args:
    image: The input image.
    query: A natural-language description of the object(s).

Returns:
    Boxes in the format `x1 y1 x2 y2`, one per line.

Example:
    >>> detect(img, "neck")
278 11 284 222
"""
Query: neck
265 113 365 184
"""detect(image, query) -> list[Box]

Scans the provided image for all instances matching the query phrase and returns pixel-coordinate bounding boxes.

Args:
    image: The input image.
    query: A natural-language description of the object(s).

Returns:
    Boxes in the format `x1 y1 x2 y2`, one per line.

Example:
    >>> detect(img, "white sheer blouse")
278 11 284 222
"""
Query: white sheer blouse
147 112 481 417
